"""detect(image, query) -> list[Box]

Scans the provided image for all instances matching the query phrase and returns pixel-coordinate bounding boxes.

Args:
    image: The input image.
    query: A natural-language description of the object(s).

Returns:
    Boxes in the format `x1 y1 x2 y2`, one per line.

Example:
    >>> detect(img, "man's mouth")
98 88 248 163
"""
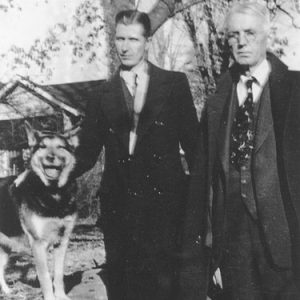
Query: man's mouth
237 51 251 56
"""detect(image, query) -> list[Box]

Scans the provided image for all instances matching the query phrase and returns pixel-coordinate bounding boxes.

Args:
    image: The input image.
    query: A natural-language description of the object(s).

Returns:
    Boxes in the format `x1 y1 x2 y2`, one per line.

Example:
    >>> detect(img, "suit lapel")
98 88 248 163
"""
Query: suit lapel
254 83 273 152
218 86 237 174
211 54 291 160
100 72 131 152
267 53 292 147
254 53 292 153
135 63 170 149
207 71 235 176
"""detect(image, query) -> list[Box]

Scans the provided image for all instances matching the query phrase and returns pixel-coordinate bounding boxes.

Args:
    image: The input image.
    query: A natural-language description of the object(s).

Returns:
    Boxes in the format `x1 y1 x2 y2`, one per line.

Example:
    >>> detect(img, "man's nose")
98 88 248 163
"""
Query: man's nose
121 40 129 52
237 32 247 46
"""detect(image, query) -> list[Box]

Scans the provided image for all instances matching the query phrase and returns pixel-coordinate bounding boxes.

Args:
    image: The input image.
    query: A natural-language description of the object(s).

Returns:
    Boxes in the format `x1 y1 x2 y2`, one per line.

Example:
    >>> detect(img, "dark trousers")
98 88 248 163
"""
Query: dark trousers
100 230 179 300
99 258 179 300
214 166 299 300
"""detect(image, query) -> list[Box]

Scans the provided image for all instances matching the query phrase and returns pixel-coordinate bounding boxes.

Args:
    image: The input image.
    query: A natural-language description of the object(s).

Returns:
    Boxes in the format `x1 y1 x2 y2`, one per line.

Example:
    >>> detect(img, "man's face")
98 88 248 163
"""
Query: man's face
115 23 149 69
227 13 268 70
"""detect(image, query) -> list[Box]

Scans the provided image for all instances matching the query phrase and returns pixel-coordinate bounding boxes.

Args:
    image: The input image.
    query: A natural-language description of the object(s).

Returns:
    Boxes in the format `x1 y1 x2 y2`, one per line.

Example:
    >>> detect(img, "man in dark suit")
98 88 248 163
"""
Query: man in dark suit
183 2 300 299
74 9 198 300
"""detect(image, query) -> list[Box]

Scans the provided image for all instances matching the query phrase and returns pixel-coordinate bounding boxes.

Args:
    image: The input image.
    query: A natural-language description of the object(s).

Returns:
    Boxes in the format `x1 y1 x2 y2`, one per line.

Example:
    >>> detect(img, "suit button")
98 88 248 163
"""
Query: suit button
153 187 163 196
128 188 139 197
195 235 202 245
118 158 128 164
241 179 247 184
153 153 162 162
241 193 247 198
154 120 165 126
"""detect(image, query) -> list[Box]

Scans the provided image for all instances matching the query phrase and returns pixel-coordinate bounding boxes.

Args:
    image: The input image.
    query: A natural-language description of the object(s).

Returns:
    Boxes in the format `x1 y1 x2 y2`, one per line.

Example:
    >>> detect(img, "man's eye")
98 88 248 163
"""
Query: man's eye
228 32 238 39
245 31 255 37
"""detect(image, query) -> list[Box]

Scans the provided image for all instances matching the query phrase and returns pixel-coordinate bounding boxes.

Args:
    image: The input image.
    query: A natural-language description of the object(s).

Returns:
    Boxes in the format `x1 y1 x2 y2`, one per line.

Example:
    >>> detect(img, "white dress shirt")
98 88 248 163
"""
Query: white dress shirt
237 59 271 106
120 60 149 155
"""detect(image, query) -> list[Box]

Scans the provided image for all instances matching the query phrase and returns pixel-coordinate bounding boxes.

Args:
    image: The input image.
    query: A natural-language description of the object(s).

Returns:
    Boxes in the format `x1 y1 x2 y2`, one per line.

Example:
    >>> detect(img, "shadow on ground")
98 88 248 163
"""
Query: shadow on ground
0 221 107 300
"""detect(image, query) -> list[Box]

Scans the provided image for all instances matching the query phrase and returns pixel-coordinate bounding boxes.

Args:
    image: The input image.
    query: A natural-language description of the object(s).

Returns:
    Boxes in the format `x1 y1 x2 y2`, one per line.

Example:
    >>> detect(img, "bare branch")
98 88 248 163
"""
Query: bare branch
274 1 300 29
172 0 203 16
151 0 203 34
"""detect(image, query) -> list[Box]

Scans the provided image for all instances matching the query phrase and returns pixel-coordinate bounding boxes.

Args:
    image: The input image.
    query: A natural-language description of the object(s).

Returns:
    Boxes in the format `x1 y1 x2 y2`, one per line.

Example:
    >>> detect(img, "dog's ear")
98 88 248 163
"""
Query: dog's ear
64 127 80 149
24 121 38 148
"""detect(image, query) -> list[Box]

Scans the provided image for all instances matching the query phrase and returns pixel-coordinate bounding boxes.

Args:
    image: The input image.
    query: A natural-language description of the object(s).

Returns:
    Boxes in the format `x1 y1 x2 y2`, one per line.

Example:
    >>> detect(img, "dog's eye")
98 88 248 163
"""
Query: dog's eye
58 145 68 150
39 144 46 149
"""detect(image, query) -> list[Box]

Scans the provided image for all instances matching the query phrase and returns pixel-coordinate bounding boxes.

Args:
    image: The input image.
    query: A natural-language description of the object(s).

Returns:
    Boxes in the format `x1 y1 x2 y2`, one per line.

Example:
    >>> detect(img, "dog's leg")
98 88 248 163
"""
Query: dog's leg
31 240 55 300
0 248 11 294
53 240 71 300
53 217 75 300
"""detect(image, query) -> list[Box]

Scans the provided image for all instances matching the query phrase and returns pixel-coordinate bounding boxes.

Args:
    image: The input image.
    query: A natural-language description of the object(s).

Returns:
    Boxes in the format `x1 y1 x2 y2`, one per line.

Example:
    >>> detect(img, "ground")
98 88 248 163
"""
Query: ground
0 220 107 300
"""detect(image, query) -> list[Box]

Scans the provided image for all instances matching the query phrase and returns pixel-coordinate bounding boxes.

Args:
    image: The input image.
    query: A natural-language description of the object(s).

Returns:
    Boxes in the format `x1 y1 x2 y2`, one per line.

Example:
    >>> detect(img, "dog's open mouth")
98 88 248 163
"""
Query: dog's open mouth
43 165 63 179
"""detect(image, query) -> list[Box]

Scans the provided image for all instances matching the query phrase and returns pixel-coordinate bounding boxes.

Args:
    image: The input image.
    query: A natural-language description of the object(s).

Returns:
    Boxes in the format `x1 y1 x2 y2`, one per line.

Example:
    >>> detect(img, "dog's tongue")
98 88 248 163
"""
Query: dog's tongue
44 168 60 179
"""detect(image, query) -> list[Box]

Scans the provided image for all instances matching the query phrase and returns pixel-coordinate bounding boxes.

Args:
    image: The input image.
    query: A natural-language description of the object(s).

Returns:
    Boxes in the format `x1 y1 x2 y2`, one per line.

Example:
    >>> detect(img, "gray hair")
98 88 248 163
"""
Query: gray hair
224 1 271 34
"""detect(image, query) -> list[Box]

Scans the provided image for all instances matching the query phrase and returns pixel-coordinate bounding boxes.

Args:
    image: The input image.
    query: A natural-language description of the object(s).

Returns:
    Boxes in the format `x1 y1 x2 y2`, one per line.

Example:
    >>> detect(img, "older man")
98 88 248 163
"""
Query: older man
183 2 300 299
74 9 198 300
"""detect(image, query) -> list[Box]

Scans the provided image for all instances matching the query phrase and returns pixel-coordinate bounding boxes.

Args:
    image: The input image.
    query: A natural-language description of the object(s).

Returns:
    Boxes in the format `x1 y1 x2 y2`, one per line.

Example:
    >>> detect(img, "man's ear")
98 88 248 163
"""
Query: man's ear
24 121 38 148
145 36 152 50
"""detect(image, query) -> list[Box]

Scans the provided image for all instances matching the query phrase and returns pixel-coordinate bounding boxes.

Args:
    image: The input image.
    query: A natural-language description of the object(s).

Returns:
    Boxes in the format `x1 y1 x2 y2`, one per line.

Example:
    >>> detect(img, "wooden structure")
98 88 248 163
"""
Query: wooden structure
0 76 88 177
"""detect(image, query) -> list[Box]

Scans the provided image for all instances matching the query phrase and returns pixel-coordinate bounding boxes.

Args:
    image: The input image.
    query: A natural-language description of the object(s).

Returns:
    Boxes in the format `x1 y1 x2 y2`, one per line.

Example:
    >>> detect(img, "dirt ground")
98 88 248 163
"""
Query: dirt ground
0 220 107 300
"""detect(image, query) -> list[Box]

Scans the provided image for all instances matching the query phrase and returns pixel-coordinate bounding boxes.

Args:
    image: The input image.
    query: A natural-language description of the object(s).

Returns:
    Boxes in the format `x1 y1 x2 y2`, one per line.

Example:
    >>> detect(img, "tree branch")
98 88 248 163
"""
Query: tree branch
274 1 300 29
151 0 203 34
172 0 203 17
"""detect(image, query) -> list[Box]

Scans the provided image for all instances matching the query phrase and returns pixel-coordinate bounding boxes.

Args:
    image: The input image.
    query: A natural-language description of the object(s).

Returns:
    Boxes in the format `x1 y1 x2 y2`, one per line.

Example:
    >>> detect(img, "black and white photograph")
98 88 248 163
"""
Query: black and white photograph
0 0 300 299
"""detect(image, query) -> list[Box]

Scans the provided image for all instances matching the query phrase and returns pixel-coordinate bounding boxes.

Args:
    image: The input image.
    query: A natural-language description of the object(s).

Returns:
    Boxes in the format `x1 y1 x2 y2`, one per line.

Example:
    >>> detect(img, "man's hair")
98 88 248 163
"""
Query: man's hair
115 10 151 38
224 1 271 34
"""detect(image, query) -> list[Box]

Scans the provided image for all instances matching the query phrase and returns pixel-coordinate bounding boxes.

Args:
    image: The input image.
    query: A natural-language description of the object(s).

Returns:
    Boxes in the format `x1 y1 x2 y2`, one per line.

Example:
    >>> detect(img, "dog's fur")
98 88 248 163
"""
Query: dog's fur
0 122 79 300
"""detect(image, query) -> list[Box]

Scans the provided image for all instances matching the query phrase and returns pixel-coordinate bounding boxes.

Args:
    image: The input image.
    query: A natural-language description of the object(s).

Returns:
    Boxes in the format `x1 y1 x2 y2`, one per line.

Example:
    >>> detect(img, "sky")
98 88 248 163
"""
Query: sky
0 0 109 84
0 0 299 86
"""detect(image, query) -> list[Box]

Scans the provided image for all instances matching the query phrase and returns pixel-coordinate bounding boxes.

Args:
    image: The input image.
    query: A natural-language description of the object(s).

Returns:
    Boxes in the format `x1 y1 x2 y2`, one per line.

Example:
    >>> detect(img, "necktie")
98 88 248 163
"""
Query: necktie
230 78 255 167
122 71 137 98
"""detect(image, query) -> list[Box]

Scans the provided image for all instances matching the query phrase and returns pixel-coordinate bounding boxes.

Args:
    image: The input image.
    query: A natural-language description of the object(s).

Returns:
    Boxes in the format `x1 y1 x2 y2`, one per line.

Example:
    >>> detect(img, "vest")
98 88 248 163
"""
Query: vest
225 81 292 268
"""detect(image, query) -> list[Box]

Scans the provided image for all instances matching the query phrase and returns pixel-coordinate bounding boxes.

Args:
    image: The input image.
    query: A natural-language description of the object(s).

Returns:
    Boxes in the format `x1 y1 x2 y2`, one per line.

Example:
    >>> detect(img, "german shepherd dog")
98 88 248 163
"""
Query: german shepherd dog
0 121 79 300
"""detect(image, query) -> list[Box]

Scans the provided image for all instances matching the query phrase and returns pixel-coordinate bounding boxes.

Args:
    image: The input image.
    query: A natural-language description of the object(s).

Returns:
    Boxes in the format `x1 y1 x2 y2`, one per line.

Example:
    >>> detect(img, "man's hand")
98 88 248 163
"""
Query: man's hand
213 267 223 289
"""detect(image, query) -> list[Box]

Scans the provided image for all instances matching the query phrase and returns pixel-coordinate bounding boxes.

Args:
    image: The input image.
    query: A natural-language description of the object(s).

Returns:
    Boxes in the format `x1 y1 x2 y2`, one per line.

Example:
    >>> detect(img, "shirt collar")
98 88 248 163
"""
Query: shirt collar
240 59 271 86
131 59 148 77
120 60 148 80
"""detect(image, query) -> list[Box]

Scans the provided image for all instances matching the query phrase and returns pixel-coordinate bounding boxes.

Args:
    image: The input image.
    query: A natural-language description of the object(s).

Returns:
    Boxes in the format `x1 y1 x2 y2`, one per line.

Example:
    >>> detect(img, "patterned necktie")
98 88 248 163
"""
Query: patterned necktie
230 77 255 167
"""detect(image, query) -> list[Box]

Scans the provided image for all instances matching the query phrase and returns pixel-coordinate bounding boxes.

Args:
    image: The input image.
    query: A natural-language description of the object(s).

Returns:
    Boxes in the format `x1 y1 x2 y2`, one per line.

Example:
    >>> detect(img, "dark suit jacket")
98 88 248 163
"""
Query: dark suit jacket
75 62 198 269
183 53 300 288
